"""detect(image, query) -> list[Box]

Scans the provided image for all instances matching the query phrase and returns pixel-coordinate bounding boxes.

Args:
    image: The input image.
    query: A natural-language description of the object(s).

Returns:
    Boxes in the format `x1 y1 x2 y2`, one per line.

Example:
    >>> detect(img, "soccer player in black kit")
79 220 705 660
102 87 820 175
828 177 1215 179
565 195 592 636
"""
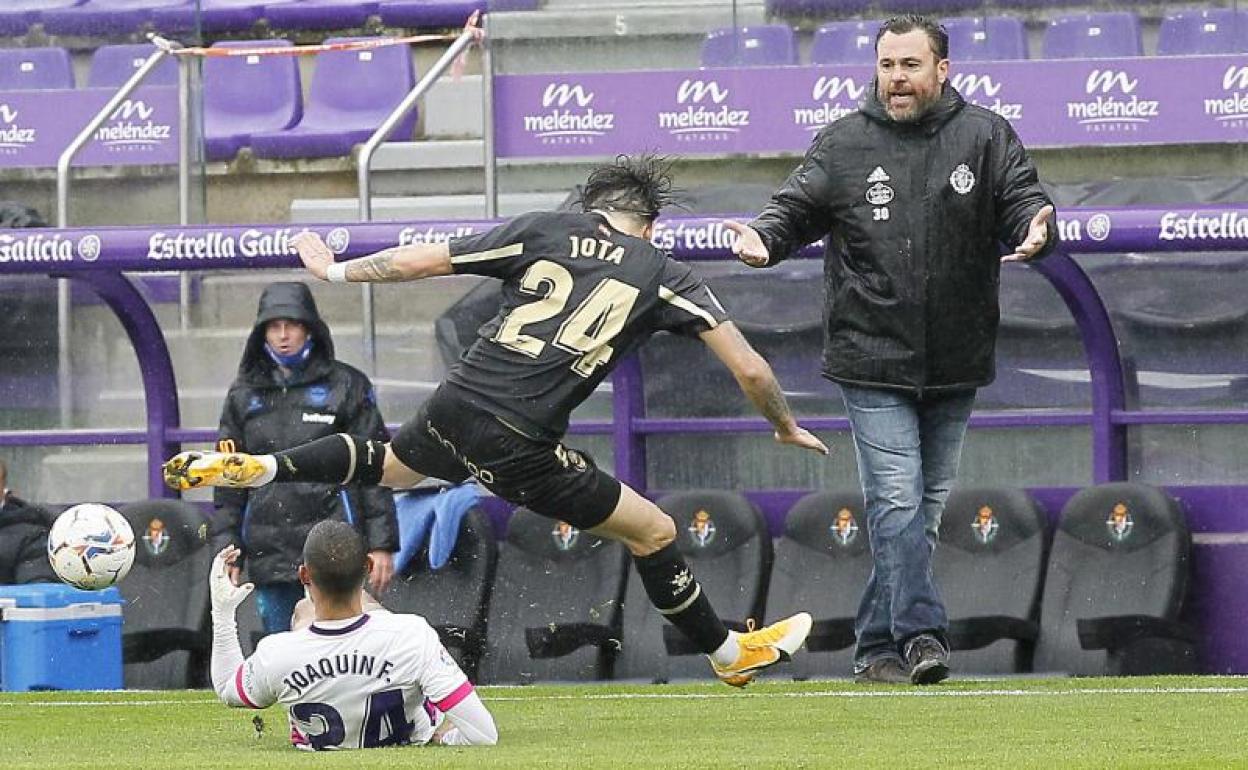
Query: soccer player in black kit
165 155 828 686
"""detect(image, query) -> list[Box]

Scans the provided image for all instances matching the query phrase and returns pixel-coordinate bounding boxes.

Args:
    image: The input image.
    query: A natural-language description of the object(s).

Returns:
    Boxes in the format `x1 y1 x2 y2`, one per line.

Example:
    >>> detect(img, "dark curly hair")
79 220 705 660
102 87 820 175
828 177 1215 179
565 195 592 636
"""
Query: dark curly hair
579 153 676 223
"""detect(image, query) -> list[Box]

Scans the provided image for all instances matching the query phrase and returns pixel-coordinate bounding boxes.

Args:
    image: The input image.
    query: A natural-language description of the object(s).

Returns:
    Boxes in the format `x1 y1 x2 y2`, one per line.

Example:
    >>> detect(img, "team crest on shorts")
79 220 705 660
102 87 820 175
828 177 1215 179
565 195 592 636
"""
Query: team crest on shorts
950 163 975 195
688 510 717 547
972 505 999 545
1106 502 1134 542
143 517 170 556
831 507 859 546
552 521 579 550
866 182 894 206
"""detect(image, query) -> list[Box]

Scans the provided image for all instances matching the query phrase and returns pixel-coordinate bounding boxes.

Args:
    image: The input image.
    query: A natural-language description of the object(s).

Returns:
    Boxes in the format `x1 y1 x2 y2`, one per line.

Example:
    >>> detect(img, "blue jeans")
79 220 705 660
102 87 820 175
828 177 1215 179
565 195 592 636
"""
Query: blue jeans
255 582 306 635
841 385 976 670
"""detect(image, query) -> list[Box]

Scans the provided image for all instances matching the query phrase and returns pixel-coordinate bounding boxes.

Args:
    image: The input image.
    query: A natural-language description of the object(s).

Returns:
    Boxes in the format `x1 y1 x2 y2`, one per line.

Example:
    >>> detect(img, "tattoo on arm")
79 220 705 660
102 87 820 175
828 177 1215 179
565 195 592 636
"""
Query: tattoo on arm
752 373 794 432
344 249 406 283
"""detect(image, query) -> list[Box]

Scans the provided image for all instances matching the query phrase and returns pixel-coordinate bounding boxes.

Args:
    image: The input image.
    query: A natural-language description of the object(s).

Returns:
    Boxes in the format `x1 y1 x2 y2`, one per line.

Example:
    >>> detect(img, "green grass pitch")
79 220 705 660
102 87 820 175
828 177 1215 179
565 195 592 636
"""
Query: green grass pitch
3 677 1247 768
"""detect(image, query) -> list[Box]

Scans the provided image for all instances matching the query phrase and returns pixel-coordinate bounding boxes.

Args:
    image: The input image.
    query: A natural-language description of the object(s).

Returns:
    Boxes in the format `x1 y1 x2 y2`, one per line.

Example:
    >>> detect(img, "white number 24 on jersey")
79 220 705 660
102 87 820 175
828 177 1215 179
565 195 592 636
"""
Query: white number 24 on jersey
492 258 640 378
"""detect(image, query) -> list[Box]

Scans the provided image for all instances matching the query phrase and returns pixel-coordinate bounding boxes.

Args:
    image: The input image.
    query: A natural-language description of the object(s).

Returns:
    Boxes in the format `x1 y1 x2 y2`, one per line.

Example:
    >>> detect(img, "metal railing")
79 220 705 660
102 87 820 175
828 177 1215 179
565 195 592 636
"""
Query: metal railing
355 15 485 373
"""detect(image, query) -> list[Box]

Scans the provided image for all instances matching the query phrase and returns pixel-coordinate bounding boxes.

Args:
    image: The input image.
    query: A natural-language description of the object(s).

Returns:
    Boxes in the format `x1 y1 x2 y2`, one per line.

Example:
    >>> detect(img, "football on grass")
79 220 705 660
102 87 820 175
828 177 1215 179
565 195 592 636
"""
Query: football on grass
47 503 136 590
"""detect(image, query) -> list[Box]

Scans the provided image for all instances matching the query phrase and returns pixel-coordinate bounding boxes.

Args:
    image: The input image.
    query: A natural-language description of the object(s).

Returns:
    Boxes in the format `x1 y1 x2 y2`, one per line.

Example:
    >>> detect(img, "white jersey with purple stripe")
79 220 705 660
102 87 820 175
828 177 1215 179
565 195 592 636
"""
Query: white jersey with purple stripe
232 609 473 750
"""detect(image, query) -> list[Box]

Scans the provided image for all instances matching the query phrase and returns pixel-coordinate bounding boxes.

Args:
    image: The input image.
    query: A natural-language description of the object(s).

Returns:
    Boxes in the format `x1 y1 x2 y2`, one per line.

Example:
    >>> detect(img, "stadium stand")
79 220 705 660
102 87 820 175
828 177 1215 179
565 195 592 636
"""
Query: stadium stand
477 507 628 684
201 39 304 162
942 15 1029 60
380 507 497 680
810 19 880 64
1157 8 1248 56
767 0 872 17
149 0 271 34
87 43 178 87
248 37 417 160
381 0 539 28
40 0 189 37
1032 483 1199 676
615 491 772 683
0 47 75 91
700 24 799 67
935 487 1049 674
763 490 868 680
0 1 84 37
877 0 986 13
118 499 212 689
1041 11 1144 59
262 0 380 32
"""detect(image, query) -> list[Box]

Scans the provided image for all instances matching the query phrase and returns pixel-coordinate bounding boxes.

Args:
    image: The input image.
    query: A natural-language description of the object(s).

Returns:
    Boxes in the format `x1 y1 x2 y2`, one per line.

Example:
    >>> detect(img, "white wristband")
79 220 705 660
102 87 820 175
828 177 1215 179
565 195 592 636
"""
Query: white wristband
326 262 348 283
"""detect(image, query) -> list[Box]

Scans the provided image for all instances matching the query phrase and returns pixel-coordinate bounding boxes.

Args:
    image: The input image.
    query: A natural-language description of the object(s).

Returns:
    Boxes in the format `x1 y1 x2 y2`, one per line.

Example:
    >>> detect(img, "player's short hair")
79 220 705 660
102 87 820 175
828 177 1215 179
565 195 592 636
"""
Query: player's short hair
876 15 949 61
580 153 676 224
302 520 368 599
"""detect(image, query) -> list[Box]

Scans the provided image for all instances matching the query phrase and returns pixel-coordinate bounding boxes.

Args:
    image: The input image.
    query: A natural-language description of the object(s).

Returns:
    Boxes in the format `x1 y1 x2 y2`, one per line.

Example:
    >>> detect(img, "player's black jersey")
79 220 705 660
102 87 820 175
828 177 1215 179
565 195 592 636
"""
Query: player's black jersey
444 211 729 441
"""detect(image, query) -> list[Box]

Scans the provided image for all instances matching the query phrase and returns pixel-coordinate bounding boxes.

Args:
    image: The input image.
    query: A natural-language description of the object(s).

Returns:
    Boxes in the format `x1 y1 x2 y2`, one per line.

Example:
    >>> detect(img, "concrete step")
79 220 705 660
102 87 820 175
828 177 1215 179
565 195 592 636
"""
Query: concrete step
422 76 483 140
36 447 212 506
290 191 568 223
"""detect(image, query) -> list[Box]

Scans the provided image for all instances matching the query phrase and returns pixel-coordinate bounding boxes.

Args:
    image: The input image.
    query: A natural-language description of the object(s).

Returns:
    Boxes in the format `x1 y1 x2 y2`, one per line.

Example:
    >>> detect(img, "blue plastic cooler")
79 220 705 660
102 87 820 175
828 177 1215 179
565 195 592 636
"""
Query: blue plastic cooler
0 584 124 691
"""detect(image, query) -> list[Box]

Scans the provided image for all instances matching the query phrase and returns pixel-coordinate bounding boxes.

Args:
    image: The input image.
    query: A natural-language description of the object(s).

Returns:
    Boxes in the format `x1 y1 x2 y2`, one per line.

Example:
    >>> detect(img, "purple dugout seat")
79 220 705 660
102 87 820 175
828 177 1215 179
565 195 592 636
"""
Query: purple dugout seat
701 25 798 68
810 20 879 65
248 36 415 160
149 0 281 34
1042 12 1143 60
765 0 871 15
942 15 1028 61
87 43 178 87
1157 8 1248 56
0 47 74 90
262 0 379 31
380 0 536 28
0 0 86 37
40 0 189 36
202 40 302 161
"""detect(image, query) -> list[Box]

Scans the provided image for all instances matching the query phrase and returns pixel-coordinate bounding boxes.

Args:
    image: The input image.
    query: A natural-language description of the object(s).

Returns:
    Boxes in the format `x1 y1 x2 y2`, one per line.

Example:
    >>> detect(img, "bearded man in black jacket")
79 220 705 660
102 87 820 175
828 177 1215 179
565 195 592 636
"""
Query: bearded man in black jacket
211 282 397 635
726 15 1057 686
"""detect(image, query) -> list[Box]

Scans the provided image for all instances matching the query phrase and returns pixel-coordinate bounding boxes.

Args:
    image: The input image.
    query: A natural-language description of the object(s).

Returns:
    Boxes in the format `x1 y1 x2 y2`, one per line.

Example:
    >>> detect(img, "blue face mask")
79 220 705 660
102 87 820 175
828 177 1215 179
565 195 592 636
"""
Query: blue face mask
265 337 314 369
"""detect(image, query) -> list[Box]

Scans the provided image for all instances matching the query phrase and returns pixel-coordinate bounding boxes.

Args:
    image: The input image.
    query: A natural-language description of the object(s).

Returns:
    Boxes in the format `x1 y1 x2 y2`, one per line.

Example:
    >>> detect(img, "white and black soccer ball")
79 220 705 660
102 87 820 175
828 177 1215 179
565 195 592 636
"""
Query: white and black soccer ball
47 503 136 590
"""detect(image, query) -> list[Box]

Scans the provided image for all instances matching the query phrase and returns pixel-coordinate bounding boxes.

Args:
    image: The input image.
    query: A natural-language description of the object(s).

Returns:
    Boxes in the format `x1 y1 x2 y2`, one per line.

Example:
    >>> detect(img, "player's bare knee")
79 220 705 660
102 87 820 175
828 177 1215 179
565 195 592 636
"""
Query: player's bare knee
633 512 675 556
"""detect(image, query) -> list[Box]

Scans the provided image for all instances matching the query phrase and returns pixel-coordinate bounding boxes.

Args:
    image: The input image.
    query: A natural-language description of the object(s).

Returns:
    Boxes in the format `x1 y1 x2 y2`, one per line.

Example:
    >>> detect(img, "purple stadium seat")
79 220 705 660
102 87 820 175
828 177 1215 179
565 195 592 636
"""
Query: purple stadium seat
0 0 86 37
766 0 871 16
380 0 536 28
202 40 302 161
810 20 879 65
1157 9 1248 56
40 0 189 36
150 0 281 33
877 0 986 14
1042 12 1143 60
249 37 416 160
262 0 379 31
994 0 1079 8
0 47 74 90
701 25 798 68
942 15 1027 61
87 43 178 87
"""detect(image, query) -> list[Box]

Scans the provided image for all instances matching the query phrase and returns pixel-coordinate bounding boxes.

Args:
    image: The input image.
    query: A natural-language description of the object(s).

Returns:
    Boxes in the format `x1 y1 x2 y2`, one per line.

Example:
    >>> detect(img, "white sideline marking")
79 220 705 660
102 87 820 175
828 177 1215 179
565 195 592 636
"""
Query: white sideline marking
484 686 1248 702
3 686 1247 708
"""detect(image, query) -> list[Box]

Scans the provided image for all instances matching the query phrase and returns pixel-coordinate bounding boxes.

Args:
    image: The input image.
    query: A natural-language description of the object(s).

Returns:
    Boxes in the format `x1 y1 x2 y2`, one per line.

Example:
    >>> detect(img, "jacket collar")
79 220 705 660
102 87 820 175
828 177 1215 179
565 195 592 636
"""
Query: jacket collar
860 81 965 135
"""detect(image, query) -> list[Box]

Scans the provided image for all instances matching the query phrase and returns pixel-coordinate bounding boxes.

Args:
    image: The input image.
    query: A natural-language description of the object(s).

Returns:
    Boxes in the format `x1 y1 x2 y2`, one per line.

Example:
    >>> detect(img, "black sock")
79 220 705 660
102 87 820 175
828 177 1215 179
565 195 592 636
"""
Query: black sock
632 543 729 654
271 434 387 485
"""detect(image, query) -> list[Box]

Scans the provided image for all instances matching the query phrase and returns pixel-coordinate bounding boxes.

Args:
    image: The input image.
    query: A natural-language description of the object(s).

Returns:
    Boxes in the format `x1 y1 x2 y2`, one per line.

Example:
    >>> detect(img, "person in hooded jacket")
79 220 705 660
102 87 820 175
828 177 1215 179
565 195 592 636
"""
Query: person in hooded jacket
726 15 1058 686
212 282 397 634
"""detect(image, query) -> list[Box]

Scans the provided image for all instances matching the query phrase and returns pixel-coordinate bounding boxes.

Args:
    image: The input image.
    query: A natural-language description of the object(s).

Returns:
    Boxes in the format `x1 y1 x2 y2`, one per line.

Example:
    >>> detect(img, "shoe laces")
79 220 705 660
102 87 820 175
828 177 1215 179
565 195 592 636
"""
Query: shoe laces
738 618 786 650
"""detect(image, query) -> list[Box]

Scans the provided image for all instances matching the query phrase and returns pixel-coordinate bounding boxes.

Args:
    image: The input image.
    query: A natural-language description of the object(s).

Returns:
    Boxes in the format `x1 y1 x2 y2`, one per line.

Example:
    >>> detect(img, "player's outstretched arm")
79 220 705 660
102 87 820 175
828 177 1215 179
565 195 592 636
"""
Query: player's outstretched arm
698 322 829 456
292 232 454 283
208 546 272 709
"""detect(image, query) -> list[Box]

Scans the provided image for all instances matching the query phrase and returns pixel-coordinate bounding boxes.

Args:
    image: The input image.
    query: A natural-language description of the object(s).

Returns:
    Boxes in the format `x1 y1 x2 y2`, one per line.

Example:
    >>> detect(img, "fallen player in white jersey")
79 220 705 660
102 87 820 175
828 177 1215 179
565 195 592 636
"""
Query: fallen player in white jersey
209 519 498 749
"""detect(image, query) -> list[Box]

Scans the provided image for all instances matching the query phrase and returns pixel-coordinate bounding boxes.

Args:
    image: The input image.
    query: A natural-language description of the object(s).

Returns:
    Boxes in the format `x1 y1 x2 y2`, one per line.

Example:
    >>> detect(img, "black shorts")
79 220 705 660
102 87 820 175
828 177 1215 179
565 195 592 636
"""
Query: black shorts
391 387 621 530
